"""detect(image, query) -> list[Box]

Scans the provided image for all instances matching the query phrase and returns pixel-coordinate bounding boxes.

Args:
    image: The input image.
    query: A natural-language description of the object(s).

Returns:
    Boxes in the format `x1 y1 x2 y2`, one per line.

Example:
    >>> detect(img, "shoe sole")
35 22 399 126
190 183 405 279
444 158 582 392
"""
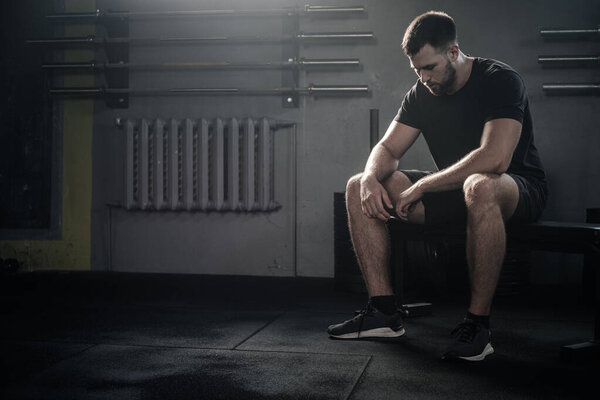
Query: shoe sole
457 343 494 361
329 327 405 339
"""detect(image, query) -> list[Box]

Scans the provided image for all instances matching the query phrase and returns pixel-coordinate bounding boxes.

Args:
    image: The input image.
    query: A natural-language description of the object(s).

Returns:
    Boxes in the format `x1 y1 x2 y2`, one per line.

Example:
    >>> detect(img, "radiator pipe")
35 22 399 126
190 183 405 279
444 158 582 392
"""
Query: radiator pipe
41 58 361 71
51 85 370 96
542 83 600 95
538 55 600 67
540 27 600 40
27 32 374 46
46 5 366 20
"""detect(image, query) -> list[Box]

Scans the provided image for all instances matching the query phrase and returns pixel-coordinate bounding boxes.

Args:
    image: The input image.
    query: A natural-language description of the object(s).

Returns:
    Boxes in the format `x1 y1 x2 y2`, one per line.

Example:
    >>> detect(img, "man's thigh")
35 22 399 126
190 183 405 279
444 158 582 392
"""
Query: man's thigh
506 173 548 225
400 169 547 227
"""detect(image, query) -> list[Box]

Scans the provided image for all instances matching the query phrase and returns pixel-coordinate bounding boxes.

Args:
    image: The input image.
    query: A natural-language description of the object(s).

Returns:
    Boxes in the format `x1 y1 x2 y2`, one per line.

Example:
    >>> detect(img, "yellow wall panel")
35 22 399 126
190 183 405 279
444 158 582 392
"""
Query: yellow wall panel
0 0 95 271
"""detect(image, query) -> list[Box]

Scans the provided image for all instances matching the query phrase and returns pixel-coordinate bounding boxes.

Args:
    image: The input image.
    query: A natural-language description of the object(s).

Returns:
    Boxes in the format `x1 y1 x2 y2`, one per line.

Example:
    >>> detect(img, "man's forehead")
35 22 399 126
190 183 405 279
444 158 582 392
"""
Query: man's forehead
409 44 441 68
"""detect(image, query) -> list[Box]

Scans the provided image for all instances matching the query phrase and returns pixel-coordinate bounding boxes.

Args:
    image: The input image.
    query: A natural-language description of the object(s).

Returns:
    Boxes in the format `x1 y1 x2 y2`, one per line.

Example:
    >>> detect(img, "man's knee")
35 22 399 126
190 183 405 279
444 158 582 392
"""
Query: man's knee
346 173 363 206
346 173 363 193
463 173 501 210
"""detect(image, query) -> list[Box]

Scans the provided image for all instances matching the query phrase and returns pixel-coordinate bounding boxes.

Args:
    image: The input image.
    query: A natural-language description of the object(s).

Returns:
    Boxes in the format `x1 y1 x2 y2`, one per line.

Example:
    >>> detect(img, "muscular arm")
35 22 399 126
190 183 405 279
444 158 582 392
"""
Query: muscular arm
364 121 420 182
396 118 521 219
419 118 521 192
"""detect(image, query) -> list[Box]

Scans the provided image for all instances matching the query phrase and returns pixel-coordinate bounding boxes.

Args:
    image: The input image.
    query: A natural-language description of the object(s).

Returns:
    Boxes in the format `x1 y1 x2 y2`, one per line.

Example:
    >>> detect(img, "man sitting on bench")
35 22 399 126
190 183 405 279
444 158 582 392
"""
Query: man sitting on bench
328 11 548 361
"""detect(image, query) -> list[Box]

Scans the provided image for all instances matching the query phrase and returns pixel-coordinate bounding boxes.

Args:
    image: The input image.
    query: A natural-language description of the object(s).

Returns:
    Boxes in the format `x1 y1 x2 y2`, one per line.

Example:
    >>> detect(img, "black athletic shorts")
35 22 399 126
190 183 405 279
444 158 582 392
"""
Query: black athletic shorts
400 170 548 227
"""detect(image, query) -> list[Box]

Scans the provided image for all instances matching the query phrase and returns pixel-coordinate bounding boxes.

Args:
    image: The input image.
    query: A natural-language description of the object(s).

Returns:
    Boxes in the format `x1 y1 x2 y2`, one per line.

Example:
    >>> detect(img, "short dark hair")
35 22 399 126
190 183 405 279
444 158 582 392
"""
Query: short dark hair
402 11 457 56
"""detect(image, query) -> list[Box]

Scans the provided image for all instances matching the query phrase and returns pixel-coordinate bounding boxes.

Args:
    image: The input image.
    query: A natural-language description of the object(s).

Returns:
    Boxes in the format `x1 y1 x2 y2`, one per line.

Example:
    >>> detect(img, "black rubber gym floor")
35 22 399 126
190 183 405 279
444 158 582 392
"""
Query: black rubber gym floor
0 271 597 399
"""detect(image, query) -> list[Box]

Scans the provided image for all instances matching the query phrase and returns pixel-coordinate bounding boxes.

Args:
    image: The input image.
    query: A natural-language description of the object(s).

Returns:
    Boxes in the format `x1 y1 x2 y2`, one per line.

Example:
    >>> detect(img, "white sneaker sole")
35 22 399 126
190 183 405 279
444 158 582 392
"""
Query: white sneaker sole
330 327 405 339
458 343 494 361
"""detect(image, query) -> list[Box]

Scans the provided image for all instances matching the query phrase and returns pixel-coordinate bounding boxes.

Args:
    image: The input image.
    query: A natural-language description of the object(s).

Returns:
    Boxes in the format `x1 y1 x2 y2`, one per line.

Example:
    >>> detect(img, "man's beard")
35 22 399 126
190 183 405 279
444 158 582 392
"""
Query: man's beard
426 60 456 96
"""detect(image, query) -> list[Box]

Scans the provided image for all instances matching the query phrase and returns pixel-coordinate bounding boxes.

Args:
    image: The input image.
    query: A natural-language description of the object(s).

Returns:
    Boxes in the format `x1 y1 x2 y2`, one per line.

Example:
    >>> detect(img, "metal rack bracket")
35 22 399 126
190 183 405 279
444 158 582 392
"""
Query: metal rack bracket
104 14 129 108
282 12 300 107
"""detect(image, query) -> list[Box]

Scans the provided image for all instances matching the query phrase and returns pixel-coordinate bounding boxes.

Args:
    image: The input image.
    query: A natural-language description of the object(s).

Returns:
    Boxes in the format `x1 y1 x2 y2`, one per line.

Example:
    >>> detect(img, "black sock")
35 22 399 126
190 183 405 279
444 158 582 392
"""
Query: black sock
370 295 397 315
466 311 490 329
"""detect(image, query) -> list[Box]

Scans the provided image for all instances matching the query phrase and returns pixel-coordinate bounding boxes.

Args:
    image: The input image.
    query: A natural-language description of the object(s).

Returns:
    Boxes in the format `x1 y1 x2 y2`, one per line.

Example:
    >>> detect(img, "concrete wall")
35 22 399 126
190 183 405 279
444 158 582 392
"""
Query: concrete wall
87 1 599 283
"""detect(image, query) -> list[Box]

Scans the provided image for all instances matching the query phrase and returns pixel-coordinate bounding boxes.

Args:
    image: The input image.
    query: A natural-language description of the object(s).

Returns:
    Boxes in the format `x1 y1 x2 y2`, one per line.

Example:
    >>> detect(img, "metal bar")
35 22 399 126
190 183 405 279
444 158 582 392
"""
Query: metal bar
538 55 600 67
308 84 370 93
198 119 210 210
153 119 165 210
213 119 225 210
299 58 360 67
298 32 373 39
304 5 365 14
290 123 297 275
41 58 360 71
183 119 194 210
49 85 370 96
369 109 379 150
542 83 600 94
257 118 271 211
27 32 374 46
45 5 365 20
228 118 240 211
540 27 600 40
139 120 150 209
168 119 180 209
124 120 135 209
242 118 256 211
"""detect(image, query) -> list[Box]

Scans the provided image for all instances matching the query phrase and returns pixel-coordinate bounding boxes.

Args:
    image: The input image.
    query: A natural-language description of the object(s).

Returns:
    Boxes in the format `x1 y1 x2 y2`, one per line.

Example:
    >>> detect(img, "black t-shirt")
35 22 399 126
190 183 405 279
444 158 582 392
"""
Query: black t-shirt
394 57 546 181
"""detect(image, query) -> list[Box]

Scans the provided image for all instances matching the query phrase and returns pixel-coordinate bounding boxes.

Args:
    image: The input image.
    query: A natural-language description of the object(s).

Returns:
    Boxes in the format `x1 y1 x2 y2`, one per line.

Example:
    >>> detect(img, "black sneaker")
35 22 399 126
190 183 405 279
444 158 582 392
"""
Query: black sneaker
327 301 405 339
442 318 494 361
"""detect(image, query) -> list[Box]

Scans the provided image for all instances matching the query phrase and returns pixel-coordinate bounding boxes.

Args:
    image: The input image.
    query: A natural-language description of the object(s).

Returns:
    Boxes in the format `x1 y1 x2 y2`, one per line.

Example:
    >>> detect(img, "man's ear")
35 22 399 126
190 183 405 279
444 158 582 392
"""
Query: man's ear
446 44 459 62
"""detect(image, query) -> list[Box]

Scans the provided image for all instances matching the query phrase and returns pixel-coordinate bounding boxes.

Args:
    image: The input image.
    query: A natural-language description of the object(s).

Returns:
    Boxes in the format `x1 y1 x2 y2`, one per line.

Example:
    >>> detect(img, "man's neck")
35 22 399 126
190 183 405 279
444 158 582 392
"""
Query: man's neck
448 52 474 94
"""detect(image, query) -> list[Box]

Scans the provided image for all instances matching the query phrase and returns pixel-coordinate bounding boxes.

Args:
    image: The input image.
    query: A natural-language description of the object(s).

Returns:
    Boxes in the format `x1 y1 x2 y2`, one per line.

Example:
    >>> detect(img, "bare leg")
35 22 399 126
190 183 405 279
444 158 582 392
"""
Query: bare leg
463 173 519 316
346 172 425 297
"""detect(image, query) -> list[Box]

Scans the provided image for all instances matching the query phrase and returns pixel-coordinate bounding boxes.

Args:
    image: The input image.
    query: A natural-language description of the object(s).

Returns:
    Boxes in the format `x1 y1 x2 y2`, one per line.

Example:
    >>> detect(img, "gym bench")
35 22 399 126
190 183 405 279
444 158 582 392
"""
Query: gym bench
387 218 600 360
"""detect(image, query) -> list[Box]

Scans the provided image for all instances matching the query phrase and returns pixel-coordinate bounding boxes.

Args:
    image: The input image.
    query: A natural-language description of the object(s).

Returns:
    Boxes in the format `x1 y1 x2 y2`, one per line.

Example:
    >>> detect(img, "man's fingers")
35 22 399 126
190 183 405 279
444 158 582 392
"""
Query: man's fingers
382 190 393 210
364 201 376 218
408 202 417 213
374 196 391 220
397 198 416 222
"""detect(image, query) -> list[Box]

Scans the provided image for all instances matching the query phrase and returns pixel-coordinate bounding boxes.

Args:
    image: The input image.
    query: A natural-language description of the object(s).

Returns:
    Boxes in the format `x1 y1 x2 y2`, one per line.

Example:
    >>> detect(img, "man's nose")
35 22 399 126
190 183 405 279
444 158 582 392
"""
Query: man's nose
419 70 430 83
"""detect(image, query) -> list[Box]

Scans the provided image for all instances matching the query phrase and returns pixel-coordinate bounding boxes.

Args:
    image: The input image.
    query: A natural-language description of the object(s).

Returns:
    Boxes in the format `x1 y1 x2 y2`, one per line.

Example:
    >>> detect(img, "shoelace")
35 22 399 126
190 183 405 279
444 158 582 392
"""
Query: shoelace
353 302 376 336
451 319 480 343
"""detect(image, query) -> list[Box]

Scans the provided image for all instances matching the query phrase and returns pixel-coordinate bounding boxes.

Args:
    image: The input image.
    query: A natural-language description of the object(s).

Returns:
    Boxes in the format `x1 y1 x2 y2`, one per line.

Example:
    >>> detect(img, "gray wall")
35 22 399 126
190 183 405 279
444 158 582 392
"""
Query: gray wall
91 0 600 284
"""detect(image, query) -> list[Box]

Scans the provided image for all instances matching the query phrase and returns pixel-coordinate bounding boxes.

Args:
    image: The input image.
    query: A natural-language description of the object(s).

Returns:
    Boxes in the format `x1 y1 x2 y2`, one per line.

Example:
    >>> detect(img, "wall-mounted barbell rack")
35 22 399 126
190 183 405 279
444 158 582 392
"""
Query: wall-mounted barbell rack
539 26 599 96
30 4 374 108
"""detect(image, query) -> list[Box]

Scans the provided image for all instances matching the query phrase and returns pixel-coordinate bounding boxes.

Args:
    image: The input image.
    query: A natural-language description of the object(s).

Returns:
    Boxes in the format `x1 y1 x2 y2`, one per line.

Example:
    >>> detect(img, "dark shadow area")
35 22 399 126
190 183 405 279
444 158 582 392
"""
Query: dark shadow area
0 0 55 231
0 271 597 400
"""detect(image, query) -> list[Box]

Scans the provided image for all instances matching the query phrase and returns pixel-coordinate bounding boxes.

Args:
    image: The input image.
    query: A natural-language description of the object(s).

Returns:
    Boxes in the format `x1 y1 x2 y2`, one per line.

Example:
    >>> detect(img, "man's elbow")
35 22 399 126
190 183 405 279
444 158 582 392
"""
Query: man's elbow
478 146 512 175
491 157 511 175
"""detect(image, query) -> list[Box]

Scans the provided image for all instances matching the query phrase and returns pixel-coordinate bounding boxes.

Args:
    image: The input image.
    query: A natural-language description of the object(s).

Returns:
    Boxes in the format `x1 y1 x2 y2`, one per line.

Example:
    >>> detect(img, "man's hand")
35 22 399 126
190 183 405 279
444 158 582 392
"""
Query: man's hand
396 183 424 222
360 174 393 221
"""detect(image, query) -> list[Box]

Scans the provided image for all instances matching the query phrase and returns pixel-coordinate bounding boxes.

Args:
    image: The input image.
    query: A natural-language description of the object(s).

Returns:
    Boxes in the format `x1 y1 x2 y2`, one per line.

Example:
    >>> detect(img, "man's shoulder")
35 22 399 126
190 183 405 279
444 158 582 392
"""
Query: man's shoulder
473 57 525 93
474 57 521 79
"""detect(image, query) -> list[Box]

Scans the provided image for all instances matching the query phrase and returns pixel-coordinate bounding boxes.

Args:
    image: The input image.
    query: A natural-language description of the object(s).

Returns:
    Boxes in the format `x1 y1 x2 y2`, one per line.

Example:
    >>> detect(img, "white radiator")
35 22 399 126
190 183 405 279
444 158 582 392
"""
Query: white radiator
123 117 288 211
